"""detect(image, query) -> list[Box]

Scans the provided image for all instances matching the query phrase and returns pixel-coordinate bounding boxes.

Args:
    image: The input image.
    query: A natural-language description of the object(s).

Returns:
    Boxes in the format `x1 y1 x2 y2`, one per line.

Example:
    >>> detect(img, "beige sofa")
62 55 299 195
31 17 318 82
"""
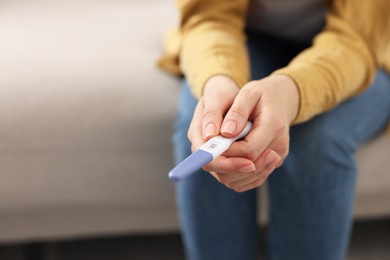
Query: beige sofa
0 0 389 244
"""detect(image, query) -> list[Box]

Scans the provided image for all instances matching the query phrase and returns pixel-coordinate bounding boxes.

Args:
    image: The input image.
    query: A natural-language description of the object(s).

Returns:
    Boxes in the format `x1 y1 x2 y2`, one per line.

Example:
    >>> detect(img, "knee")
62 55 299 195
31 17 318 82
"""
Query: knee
291 116 358 166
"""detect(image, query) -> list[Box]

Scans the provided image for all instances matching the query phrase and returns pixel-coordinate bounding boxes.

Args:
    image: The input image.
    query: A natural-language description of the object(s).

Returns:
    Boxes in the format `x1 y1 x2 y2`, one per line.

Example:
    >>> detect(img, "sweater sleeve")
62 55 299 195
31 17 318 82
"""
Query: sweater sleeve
272 0 390 124
175 0 250 98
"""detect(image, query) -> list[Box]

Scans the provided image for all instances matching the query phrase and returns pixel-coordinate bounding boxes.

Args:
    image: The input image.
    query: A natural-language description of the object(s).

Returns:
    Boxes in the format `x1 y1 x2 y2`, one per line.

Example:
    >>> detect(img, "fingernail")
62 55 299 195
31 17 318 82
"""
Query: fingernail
265 153 281 169
204 123 216 139
264 151 277 165
221 120 236 135
239 164 256 173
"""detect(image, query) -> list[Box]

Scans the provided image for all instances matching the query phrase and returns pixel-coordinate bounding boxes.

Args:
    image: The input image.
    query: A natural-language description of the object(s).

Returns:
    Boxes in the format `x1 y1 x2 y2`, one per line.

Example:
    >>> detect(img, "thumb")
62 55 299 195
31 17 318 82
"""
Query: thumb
221 84 260 137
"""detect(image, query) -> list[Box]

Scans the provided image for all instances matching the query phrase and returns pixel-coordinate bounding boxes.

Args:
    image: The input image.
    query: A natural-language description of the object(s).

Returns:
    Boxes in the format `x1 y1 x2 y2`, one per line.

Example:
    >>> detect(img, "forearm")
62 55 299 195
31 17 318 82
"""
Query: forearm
273 0 389 124
176 0 250 98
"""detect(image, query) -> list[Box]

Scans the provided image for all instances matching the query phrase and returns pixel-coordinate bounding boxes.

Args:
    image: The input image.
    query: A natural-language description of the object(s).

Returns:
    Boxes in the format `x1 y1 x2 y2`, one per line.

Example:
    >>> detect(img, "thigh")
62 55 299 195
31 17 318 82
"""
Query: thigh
267 69 390 260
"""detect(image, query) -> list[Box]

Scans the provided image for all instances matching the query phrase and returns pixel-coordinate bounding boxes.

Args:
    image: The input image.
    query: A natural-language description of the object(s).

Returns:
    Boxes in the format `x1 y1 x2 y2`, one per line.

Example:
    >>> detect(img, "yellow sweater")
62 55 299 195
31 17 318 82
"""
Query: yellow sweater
158 0 390 125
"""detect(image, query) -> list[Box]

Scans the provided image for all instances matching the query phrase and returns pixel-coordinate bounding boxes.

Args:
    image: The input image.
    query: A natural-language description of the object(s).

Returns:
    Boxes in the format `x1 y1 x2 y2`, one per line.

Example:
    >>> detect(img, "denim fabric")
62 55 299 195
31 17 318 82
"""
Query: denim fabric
172 32 390 260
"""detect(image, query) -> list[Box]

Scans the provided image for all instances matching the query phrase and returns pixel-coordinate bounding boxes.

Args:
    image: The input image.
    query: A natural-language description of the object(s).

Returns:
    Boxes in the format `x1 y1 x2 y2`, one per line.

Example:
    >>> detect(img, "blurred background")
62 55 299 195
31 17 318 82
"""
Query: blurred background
0 0 389 259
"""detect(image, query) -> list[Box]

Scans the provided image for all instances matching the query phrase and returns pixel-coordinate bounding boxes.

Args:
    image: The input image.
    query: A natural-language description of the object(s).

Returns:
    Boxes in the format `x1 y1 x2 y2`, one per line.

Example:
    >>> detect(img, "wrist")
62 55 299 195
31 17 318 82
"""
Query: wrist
266 74 300 124
203 75 240 96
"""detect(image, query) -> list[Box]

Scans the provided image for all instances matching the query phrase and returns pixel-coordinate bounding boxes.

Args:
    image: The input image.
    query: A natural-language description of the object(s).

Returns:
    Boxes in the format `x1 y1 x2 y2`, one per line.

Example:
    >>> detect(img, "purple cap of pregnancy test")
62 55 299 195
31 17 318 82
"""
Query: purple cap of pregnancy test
169 149 213 182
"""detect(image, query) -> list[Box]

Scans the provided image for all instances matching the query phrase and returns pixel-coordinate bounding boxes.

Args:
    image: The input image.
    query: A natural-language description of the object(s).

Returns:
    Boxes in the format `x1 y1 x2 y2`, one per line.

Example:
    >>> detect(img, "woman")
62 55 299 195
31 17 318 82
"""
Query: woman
159 0 390 259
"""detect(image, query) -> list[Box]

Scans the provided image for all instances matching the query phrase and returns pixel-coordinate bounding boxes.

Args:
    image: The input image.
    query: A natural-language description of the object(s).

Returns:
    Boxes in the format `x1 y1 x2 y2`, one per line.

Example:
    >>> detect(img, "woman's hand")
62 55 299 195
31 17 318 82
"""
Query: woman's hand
209 75 300 192
188 75 239 144
188 74 300 192
188 75 258 174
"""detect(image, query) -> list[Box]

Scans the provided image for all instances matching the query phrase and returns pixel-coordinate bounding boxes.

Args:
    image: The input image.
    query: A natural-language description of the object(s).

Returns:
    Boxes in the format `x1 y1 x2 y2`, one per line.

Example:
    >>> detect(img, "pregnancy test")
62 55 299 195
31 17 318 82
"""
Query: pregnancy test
169 121 253 182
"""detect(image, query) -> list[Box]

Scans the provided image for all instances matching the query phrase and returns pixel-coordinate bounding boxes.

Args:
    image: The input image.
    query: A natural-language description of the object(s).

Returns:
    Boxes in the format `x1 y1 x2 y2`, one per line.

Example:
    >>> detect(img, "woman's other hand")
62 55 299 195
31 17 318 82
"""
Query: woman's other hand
211 75 300 192
188 74 300 192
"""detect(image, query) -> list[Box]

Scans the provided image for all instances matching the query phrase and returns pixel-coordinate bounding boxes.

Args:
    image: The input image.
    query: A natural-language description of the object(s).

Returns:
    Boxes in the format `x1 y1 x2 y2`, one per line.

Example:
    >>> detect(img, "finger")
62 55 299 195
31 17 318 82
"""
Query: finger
222 115 276 162
226 172 266 191
220 83 260 137
209 171 255 184
201 90 233 140
222 145 271 165
263 151 282 170
203 156 256 175
266 134 290 166
234 166 276 192
188 100 207 151
209 152 281 189
254 150 281 171
224 151 280 190
225 151 281 192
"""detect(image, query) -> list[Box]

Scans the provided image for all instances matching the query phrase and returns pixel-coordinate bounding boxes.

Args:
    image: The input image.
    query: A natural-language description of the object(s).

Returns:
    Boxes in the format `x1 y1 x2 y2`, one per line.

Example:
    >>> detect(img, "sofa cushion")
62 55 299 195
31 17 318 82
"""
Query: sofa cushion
0 0 181 242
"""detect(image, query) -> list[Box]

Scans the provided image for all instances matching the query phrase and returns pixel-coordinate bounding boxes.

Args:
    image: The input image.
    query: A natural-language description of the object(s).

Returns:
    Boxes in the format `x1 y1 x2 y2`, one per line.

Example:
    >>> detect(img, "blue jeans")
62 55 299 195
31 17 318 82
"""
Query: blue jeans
172 32 390 260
